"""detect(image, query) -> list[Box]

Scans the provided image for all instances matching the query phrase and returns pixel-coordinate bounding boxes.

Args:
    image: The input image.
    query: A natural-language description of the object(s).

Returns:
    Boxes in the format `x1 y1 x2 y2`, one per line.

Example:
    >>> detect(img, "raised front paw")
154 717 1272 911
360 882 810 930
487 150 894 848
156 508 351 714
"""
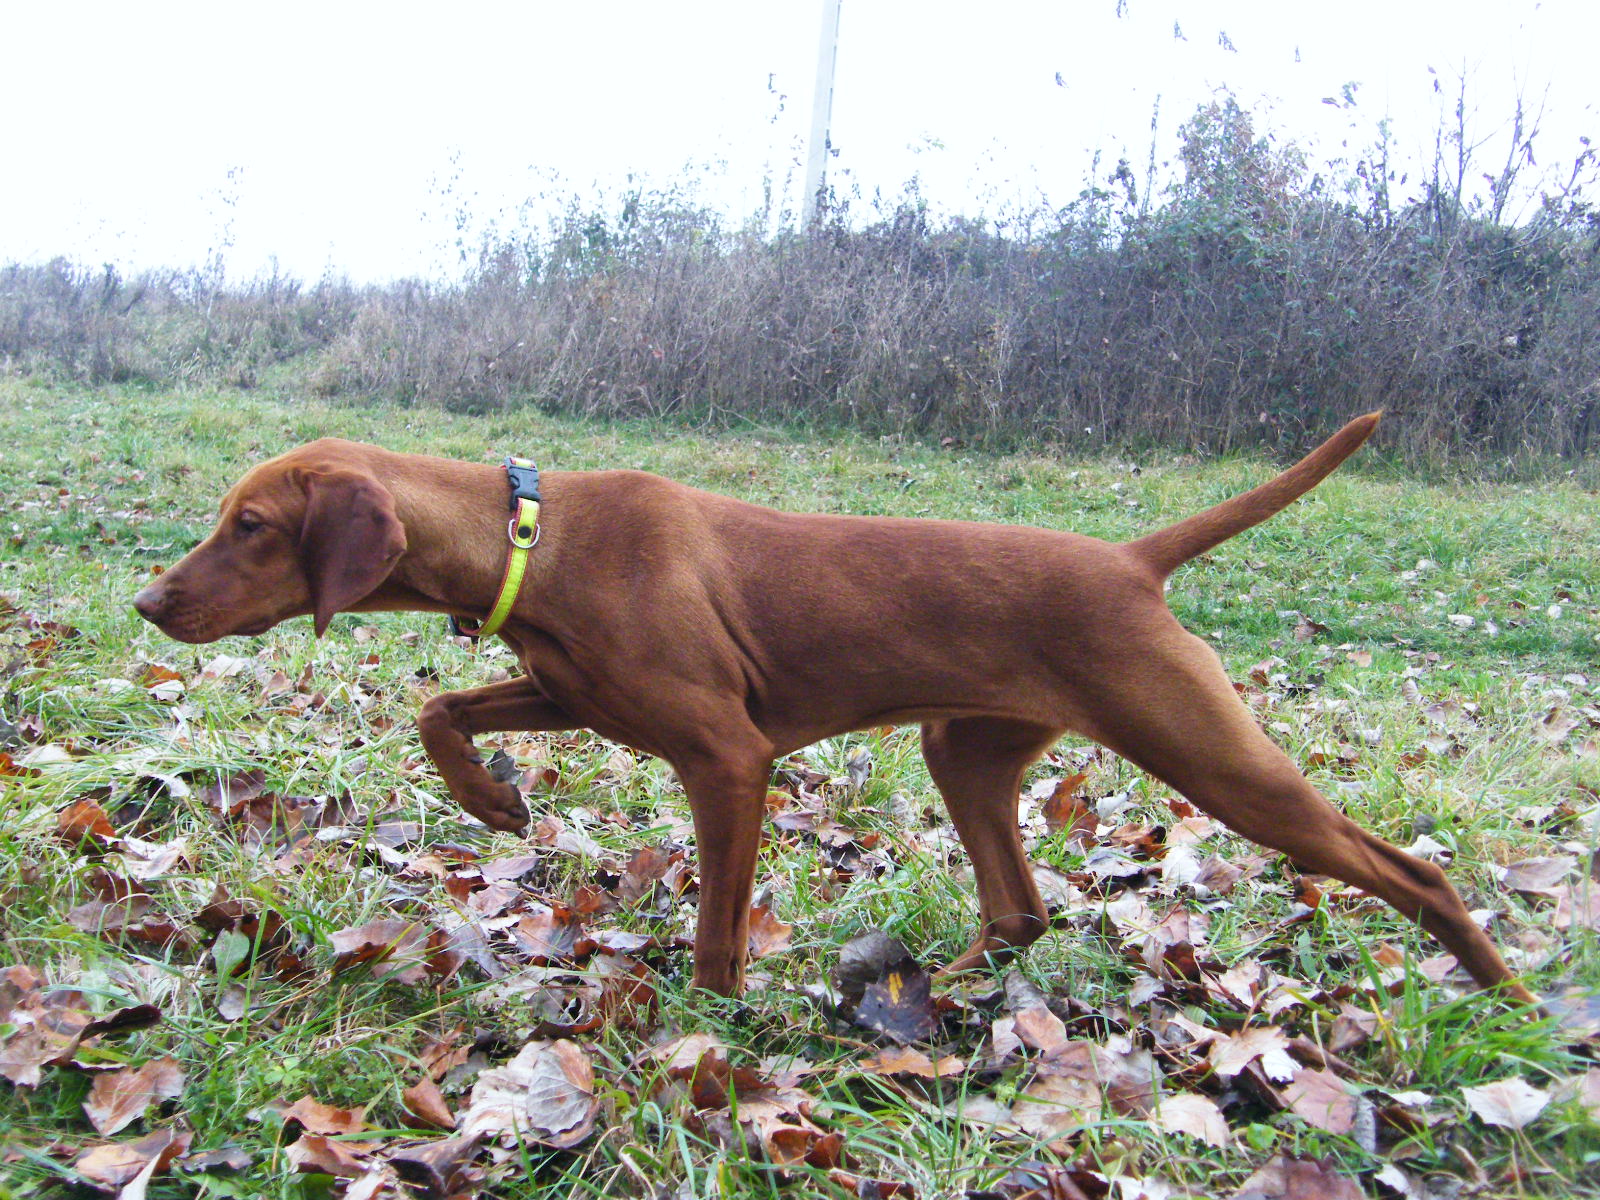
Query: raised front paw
454 779 530 832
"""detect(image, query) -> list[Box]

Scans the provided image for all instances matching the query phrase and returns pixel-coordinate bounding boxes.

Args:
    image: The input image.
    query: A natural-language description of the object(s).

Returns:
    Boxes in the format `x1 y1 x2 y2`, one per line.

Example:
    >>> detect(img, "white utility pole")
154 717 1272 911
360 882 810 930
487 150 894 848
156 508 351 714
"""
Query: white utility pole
802 0 843 227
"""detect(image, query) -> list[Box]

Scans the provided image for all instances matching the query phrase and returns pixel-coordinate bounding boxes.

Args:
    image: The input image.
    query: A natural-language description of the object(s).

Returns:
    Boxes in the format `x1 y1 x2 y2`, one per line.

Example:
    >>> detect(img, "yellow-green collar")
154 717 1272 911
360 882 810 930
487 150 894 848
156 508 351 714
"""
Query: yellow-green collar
450 456 541 640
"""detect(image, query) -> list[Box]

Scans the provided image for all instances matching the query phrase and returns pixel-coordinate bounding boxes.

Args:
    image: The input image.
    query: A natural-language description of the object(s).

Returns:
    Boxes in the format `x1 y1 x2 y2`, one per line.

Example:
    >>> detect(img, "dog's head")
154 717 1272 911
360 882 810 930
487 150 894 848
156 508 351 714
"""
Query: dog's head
133 440 407 643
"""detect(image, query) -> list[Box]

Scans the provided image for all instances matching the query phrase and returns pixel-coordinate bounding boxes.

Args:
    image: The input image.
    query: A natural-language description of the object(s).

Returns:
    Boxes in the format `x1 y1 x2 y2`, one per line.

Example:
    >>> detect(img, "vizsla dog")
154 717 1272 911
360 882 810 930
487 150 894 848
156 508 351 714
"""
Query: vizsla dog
133 415 1537 1005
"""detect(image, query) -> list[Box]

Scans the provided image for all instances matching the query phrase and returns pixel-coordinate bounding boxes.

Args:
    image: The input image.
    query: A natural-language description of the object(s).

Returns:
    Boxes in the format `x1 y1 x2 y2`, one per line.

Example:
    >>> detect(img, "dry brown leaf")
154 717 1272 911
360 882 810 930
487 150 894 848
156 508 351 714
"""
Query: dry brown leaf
259 669 294 697
1552 1068 1600 1120
402 1076 456 1130
1328 1001 1380 1054
459 1039 598 1148
328 918 436 982
1554 883 1600 930
826 1173 917 1199
1371 942 1408 968
1012 1003 1069 1054
1207 960 1262 1007
854 964 937 1045
385 1134 484 1196
196 768 269 815
1209 1025 1298 1083
419 1031 472 1082
1293 614 1330 642
1153 1092 1229 1147
510 904 593 964
463 879 523 918
616 844 678 902
857 1046 965 1078
1012 1072 1101 1138
1230 1156 1364 1200
83 1057 185 1135
0 979 161 1087
1037 1037 1161 1118
283 1131 371 1178
643 1031 728 1075
1139 906 1207 980
280 1094 368 1135
736 1093 840 1168
1500 855 1576 895
1536 707 1580 743
1193 854 1246 895
196 653 252 682
747 904 793 958
117 836 190 881
57 799 120 847
1282 1067 1356 1134
139 663 184 688
984 1015 1024 1066
1461 1077 1550 1129
1041 773 1095 842
183 1146 252 1172
663 1046 776 1112
344 1166 403 1200
529 813 605 858
74 1128 191 1191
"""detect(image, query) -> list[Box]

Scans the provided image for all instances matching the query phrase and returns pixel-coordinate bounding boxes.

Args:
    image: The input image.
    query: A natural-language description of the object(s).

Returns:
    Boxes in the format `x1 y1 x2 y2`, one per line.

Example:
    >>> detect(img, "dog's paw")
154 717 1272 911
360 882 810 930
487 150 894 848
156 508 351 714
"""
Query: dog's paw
456 781 530 832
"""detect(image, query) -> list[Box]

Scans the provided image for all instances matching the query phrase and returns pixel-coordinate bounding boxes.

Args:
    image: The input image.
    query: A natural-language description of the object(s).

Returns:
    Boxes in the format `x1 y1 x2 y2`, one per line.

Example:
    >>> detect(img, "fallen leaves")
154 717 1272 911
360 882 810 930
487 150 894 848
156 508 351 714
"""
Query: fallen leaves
747 902 794 958
1281 1067 1357 1135
283 1131 371 1179
458 1039 599 1148
856 961 939 1045
1498 854 1576 896
83 1058 185 1135
4 585 1596 1200
1013 1070 1102 1139
1461 1076 1550 1129
401 1075 456 1129
1231 1156 1364 1200
57 797 120 846
280 1093 369 1135
858 1046 966 1079
1153 1091 1230 1147
329 917 459 984
1041 772 1095 842
1209 1025 1298 1083
645 1032 841 1172
0 965 161 1088
75 1127 191 1196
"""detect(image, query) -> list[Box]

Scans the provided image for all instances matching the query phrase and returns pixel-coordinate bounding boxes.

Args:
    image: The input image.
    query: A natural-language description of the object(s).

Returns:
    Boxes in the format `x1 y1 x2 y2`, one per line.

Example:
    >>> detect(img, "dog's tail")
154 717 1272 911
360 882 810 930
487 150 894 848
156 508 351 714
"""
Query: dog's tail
1126 411 1382 578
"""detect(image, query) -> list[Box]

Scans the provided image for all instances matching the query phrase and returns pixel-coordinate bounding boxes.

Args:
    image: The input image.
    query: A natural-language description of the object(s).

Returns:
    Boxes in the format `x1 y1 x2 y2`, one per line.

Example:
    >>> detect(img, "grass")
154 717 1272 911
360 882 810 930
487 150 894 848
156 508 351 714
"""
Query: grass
1 376 1598 1198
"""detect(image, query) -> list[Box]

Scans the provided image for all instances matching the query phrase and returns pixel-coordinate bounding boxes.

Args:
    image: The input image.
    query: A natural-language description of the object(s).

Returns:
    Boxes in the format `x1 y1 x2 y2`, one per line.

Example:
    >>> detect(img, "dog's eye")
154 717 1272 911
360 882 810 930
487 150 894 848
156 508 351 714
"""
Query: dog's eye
236 513 265 535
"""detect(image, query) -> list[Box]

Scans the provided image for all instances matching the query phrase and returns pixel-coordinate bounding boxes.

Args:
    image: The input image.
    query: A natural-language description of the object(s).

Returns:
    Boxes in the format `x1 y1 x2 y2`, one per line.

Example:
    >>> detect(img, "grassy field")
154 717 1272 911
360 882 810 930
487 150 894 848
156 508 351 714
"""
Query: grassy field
1 377 1598 1199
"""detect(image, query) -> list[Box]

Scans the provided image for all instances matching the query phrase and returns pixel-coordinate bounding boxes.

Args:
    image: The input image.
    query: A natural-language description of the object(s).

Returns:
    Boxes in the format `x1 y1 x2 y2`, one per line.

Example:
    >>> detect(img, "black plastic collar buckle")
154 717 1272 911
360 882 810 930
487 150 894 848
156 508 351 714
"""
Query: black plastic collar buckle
504 456 542 509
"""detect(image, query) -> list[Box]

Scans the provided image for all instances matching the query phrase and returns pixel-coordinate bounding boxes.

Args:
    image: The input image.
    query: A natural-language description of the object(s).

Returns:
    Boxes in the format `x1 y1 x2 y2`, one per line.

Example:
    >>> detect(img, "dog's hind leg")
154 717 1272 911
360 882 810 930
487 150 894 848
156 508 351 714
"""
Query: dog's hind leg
922 716 1063 974
1080 626 1537 1004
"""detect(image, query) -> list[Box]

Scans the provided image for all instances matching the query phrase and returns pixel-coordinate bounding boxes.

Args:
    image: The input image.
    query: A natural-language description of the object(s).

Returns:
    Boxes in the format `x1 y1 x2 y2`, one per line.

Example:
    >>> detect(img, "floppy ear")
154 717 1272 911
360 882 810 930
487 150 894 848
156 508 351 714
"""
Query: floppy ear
298 470 407 637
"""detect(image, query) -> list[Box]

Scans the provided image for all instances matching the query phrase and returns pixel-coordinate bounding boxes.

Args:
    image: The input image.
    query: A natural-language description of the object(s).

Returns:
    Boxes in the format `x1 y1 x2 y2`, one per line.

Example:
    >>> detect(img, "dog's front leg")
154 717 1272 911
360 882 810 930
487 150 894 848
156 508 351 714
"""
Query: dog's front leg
673 748 774 996
417 676 579 831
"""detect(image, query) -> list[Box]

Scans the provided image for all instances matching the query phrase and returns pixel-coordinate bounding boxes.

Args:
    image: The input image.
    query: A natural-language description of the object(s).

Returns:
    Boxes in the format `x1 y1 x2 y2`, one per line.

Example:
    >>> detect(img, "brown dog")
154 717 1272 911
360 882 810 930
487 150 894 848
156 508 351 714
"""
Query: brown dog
133 415 1537 1004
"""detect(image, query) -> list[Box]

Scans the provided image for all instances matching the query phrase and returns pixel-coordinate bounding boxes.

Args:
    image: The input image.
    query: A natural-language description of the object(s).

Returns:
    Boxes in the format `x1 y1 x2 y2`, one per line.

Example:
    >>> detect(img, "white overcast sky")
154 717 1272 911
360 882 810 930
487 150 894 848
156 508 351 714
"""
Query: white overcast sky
3 1 1594 282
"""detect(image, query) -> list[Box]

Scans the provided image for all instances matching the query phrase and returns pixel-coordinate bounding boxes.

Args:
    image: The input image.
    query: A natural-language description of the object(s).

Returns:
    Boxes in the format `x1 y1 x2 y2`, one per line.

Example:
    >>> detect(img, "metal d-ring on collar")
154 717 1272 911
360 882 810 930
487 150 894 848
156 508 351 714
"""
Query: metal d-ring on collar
448 456 542 639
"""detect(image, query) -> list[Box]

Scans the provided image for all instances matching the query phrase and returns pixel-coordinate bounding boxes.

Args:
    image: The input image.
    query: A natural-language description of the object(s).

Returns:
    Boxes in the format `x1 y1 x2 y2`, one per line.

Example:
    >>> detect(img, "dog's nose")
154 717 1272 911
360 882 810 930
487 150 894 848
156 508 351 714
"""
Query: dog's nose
132 585 167 623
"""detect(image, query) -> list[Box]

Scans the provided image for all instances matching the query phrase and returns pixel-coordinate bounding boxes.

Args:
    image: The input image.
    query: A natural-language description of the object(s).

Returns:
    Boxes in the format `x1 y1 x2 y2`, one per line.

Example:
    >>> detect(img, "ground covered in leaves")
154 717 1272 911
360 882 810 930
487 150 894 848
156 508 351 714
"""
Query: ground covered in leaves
2 379 1599 1199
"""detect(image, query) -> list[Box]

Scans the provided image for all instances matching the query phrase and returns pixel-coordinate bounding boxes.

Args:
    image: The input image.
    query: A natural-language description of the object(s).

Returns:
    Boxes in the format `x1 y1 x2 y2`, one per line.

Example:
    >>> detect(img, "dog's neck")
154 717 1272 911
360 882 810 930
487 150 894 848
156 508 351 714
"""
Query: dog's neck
373 452 561 623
